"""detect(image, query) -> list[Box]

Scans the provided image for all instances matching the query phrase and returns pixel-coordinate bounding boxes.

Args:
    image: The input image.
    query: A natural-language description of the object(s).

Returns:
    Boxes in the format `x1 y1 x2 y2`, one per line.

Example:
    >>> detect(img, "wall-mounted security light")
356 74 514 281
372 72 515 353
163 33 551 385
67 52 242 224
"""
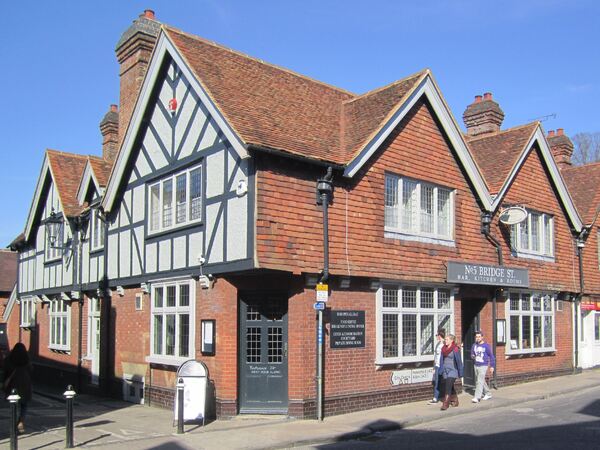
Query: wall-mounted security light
116 286 125 297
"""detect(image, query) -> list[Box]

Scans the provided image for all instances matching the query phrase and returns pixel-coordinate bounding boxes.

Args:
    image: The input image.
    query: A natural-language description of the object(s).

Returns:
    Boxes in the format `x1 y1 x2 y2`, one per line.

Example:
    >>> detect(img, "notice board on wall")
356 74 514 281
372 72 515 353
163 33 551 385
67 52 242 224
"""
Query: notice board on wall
330 310 365 349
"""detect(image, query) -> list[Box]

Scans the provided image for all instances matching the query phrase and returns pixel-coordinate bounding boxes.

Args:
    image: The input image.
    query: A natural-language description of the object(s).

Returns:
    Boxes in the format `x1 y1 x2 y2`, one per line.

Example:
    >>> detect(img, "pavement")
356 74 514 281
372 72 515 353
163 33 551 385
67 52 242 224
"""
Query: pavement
1 368 599 449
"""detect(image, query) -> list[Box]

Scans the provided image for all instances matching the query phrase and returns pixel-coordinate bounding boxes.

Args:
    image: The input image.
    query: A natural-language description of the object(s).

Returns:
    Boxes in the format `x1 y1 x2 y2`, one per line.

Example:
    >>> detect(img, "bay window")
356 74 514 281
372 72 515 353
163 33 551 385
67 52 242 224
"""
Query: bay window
385 174 453 242
506 292 554 354
511 210 554 258
377 285 453 364
149 165 202 234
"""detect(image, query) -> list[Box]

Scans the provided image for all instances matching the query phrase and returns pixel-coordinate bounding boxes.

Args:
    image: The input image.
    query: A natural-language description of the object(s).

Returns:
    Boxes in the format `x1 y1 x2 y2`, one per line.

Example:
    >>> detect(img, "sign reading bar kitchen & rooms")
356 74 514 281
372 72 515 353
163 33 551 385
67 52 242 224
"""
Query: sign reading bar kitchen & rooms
447 261 529 287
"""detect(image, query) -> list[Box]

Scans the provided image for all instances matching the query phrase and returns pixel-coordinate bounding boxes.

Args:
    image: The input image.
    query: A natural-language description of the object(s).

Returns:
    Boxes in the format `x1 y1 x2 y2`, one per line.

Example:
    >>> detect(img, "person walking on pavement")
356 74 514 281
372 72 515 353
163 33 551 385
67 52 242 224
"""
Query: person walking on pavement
428 329 446 405
471 330 495 403
440 334 463 411
3 342 33 433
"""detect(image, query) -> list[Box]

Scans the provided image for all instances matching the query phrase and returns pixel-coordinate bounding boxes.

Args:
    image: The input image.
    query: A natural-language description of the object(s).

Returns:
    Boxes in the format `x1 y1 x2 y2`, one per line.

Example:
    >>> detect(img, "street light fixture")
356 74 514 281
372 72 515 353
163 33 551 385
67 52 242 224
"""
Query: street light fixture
44 208 66 249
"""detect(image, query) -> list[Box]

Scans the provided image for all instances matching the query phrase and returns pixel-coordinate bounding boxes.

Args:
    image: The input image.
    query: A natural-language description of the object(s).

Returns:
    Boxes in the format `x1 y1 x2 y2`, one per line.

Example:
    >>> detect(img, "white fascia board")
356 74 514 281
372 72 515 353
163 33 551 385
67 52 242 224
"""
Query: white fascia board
24 156 50 241
2 285 17 322
491 126 583 232
76 161 100 206
102 31 248 213
343 75 492 210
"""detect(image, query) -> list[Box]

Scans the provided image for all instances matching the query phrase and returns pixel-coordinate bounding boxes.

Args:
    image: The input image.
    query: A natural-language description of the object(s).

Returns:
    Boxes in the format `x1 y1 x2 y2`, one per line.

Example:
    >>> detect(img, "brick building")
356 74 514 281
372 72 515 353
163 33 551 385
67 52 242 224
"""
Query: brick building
6 11 588 419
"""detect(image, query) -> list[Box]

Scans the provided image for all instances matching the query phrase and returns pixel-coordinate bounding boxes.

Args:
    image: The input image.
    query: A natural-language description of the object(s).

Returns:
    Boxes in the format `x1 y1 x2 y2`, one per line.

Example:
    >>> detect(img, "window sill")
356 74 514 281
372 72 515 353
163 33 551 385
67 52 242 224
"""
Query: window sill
384 230 455 247
512 251 555 262
90 247 104 255
375 355 434 366
505 348 555 357
44 257 62 265
19 324 35 329
145 355 192 367
146 220 203 240
49 347 71 354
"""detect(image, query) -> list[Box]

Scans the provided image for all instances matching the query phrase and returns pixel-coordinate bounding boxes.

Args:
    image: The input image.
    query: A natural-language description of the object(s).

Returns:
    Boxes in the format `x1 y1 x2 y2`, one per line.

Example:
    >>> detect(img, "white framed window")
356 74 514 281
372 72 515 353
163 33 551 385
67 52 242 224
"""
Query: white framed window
376 285 454 364
86 297 101 356
45 221 64 261
597 230 600 270
20 297 35 327
511 210 554 259
49 298 71 351
149 165 202 234
149 279 195 365
506 292 554 354
594 312 600 342
90 208 104 251
385 174 454 243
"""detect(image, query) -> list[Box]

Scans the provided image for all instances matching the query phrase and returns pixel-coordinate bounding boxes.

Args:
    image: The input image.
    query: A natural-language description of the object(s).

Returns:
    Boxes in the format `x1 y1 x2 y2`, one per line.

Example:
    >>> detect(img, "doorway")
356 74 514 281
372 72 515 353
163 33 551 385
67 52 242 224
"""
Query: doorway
88 298 101 385
461 298 486 387
239 292 288 414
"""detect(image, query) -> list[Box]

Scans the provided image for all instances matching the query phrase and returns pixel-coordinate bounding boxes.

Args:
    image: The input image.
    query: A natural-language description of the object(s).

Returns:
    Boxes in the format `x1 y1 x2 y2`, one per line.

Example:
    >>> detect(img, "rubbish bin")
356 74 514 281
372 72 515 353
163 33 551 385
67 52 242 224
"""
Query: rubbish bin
174 360 209 426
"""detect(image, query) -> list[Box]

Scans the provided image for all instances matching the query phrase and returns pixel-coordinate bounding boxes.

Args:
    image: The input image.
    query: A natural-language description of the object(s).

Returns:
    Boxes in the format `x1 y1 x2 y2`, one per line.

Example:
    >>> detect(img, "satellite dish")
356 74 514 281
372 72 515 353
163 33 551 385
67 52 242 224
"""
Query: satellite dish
498 206 528 225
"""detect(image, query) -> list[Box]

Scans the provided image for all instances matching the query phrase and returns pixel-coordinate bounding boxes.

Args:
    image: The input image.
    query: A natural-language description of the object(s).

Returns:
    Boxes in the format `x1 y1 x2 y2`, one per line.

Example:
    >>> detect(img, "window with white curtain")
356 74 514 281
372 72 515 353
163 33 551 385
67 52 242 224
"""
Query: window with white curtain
506 292 555 354
385 174 453 242
377 285 453 364
149 165 202 234
511 210 554 258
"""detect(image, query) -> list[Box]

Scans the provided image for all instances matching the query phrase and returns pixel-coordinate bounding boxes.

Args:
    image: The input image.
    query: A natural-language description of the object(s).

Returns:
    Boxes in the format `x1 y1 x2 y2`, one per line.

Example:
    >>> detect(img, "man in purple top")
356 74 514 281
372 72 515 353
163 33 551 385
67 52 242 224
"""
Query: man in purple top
471 330 495 403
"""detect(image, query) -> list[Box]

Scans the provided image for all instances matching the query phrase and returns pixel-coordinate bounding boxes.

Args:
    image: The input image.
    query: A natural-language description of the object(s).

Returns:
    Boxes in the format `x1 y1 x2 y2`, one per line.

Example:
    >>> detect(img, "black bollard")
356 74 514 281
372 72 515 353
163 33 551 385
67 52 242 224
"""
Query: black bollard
8 388 20 450
63 385 76 448
177 378 185 434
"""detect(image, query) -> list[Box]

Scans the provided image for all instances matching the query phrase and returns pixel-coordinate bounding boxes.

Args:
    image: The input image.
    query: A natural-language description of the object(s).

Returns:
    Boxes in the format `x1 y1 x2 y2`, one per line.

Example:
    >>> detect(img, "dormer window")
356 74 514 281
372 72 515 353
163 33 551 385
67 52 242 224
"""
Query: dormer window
511 210 554 259
384 174 454 244
90 208 104 251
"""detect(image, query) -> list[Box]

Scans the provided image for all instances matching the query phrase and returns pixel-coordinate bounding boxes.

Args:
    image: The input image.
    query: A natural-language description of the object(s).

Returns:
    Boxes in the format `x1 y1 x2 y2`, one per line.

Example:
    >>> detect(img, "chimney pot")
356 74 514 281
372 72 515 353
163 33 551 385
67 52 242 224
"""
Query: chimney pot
548 130 555 138
483 92 492 100
474 95 483 103
557 128 564 136
110 104 118 113
143 9 155 19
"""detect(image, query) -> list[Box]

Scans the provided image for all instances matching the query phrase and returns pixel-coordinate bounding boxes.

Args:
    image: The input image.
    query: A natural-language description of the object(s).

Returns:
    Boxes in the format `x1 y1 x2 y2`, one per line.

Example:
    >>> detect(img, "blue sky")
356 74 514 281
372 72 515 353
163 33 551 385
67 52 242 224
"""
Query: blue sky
1 0 598 246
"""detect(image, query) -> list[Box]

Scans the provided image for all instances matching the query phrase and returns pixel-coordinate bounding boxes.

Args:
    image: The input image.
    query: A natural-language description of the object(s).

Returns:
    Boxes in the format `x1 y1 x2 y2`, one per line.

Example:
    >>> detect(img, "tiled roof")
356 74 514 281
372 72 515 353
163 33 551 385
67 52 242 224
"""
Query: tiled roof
88 156 113 188
166 26 358 164
342 71 427 159
0 250 17 292
47 150 89 217
562 161 600 225
467 123 538 193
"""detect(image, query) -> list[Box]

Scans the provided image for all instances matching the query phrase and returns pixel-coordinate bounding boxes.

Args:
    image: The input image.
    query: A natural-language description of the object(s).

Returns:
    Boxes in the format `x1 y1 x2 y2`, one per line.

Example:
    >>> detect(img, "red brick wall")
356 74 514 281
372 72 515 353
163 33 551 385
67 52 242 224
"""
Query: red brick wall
256 98 499 280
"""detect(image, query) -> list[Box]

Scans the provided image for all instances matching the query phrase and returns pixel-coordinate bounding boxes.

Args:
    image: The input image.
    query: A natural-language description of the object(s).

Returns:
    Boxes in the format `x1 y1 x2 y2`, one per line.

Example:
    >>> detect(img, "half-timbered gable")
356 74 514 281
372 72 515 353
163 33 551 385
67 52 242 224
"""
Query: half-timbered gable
103 52 252 285
19 150 87 296
76 157 112 289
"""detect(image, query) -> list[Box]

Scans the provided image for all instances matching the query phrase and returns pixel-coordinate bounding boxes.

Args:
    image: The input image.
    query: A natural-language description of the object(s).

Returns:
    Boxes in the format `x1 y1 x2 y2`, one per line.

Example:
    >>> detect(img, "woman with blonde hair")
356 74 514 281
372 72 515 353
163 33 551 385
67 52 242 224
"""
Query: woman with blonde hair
439 334 463 411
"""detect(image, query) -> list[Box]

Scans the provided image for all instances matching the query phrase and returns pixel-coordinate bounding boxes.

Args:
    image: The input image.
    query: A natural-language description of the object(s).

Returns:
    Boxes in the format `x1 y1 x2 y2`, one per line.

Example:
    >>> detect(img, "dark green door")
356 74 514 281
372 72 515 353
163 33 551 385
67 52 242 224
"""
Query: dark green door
239 293 288 414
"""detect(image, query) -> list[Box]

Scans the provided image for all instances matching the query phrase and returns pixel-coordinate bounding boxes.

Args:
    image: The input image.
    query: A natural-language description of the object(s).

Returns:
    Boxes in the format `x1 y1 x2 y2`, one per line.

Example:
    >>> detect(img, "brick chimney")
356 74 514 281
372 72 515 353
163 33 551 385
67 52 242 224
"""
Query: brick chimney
100 104 119 162
463 92 505 137
115 10 161 145
547 128 574 170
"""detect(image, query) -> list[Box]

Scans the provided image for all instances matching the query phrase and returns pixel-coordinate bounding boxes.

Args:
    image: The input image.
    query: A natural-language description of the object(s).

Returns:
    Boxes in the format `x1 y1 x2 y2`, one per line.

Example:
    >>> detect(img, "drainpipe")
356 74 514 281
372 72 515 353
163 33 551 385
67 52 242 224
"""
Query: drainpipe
574 231 587 372
74 216 84 392
315 167 334 421
481 212 502 387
